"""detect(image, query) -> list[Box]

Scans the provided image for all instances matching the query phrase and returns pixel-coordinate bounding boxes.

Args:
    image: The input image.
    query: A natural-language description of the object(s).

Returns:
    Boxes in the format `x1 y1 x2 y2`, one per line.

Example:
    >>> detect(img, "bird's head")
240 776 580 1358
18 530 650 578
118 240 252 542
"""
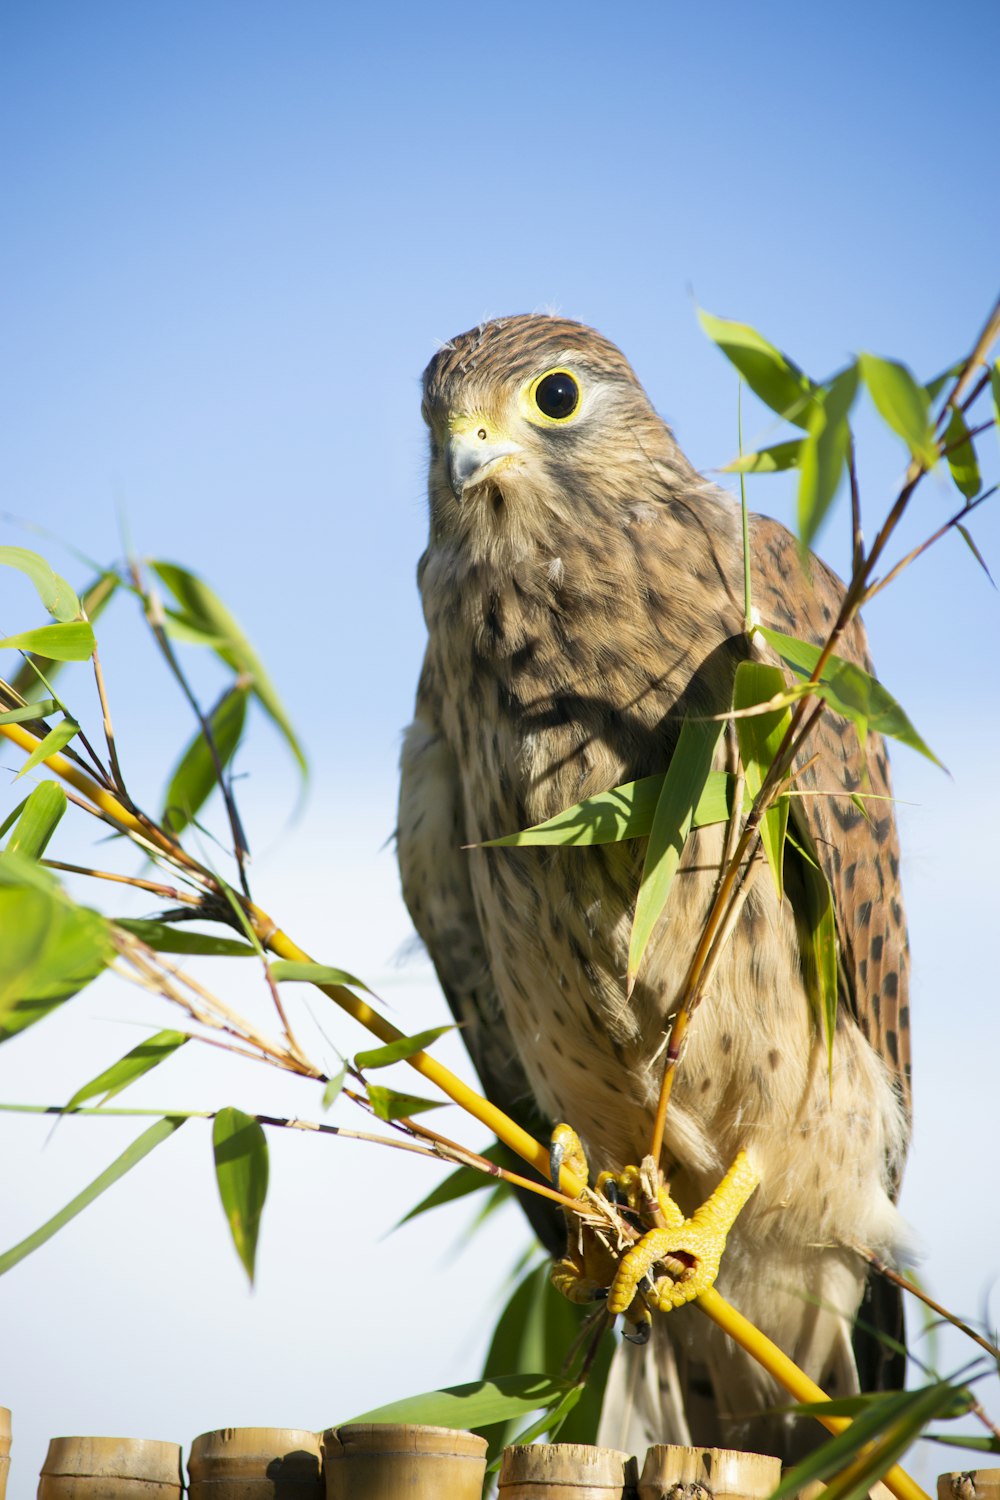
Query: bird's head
421 315 687 558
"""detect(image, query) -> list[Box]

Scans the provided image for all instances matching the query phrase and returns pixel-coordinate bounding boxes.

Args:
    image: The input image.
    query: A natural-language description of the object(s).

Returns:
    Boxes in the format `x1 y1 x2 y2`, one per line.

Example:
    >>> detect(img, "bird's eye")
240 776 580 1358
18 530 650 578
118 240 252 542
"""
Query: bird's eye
531 369 580 423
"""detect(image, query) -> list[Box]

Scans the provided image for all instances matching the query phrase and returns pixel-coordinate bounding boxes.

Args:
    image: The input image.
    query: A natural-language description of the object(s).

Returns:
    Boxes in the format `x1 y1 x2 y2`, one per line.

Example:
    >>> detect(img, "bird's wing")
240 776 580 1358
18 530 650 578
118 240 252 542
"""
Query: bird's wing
397 652 562 1251
749 515 912 1129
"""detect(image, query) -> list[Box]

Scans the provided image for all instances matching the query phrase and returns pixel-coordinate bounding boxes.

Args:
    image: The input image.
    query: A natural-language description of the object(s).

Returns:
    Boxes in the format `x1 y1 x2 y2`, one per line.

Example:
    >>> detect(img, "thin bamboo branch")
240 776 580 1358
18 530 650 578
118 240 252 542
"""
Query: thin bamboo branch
90 640 132 806
853 1243 1000 1363
41 859 202 904
136 569 252 899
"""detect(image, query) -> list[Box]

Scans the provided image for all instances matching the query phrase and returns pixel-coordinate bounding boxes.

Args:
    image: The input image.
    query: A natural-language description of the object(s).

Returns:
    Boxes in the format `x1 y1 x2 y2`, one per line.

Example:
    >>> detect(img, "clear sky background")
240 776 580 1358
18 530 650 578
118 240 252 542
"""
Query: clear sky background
2 1 998 1491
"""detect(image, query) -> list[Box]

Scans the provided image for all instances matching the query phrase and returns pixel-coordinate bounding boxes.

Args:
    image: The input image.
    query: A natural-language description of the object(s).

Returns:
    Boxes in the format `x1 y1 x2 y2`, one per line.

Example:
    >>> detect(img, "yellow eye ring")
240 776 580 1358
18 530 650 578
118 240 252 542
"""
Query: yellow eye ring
527 368 582 425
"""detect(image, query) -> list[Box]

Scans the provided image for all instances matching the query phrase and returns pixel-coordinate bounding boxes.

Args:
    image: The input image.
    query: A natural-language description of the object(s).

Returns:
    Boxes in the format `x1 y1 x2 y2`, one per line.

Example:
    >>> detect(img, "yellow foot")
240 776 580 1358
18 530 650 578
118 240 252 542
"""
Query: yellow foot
607 1151 760 1314
549 1124 618 1305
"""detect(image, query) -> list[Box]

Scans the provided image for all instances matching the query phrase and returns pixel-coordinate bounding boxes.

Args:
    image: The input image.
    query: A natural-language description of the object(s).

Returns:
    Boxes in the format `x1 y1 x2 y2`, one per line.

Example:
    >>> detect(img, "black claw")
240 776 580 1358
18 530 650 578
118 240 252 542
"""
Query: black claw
603 1179 619 1205
623 1321 652 1346
590 1287 609 1302
549 1140 565 1189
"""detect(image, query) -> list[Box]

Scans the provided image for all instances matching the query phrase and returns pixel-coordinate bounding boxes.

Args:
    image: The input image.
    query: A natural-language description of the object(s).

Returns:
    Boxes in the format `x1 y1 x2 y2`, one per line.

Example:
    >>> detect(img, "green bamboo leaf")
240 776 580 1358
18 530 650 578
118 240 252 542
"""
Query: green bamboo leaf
955 525 996 587
366 1084 446 1121
113 919 258 957
161 607 227 648
0 546 81 622
345 1374 576 1429
923 362 963 403
0 797 29 841
162 683 248 835
0 852 112 1042
628 718 722 992
467 1183 510 1233
269 959 369 990
0 622 95 661
0 698 60 724
991 362 1000 445
14 717 81 781
0 1116 186 1276
797 364 859 550
733 662 791 899
484 1261 550 1386
397 1143 511 1225
212 1107 269 1285
355 1024 455 1070
482 770 739 849
152 561 307 777
782 1392 904 1420
547 1319 614 1447
923 1433 1000 1453
943 407 981 500
697 310 817 427
63 1031 189 1111
10 571 118 698
859 352 937 467
819 1381 970 1500
763 1389 915 1500
3 782 66 858
321 1062 347 1110
723 439 804 474
491 1384 585 1461
753 625 942 766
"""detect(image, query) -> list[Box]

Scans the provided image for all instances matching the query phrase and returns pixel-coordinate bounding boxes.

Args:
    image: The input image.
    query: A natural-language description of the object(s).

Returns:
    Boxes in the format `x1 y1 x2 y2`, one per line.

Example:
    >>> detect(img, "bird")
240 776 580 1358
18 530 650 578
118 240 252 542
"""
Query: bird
397 313 911 1461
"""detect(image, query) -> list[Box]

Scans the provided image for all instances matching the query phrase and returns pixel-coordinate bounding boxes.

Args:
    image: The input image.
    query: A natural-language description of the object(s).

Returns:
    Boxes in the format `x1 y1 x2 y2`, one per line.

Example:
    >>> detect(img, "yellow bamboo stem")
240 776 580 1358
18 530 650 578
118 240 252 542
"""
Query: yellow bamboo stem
698 1289 928 1500
0 719 932 1497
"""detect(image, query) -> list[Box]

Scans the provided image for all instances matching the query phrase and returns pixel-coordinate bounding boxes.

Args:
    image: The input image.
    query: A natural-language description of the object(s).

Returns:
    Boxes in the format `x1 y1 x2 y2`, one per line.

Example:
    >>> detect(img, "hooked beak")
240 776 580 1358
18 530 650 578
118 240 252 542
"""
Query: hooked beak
447 428 521 499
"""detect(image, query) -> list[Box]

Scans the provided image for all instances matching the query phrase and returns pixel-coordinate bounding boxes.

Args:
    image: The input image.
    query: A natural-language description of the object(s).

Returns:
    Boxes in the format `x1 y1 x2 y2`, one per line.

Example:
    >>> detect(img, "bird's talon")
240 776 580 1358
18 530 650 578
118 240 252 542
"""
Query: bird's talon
550 1122 588 1195
623 1319 652 1345
607 1151 760 1315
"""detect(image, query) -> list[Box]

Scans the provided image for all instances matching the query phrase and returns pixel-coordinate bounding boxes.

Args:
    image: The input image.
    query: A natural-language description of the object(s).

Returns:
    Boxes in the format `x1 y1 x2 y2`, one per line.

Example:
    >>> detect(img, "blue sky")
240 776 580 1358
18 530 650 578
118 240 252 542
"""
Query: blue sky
2 1 998 1488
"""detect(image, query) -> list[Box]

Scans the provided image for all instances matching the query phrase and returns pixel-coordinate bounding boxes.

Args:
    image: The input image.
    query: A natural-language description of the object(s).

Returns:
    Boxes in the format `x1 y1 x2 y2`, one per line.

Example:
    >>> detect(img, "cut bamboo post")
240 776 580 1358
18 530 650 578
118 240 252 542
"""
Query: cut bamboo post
937 1474 1000 1500
498 1441 639 1496
638 1445 780 1500
37 1436 183 1497
0 1407 10 1500
322 1423 488 1500
187 1426 323 1497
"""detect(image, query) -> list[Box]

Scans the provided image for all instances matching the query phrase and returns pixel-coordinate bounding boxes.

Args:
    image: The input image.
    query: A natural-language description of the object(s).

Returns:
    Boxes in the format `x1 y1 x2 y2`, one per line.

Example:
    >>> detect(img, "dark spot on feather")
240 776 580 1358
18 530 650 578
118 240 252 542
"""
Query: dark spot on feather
511 640 537 672
883 970 899 1001
885 1029 899 1065
831 800 863 832
721 1033 732 1054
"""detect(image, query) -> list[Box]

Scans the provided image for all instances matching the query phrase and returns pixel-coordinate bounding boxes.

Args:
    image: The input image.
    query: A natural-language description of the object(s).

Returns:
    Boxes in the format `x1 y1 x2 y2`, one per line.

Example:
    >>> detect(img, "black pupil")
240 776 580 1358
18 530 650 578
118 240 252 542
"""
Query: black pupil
535 371 579 420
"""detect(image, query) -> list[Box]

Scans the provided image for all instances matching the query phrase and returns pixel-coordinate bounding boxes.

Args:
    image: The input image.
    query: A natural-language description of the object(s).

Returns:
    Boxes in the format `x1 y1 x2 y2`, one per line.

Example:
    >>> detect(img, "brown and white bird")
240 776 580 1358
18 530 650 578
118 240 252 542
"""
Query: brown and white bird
397 314 911 1460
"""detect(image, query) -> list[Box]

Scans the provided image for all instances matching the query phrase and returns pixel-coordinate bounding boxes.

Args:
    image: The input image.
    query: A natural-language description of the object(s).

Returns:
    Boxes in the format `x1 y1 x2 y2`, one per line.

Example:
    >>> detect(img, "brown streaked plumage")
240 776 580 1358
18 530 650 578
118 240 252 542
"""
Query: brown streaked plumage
398 314 910 1460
